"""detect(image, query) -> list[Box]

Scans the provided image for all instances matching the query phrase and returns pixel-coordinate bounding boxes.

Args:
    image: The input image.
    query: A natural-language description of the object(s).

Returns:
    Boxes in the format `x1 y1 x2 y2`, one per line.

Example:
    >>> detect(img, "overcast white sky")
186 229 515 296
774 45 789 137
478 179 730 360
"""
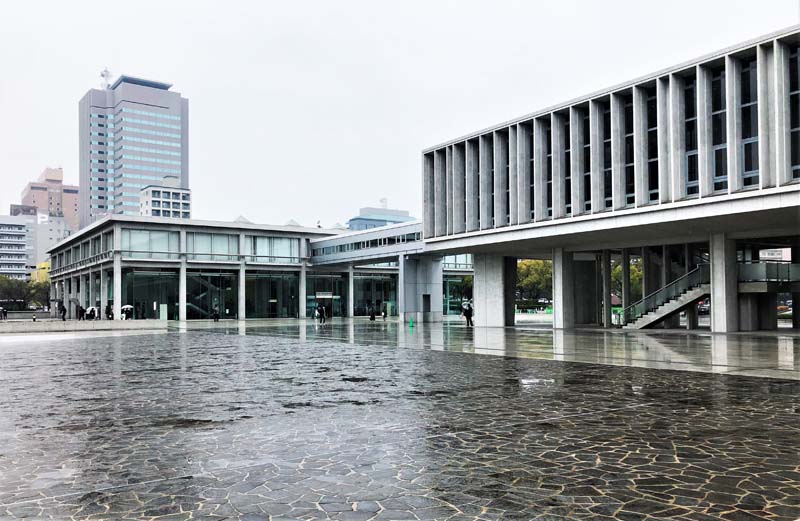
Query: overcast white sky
0 1 796 227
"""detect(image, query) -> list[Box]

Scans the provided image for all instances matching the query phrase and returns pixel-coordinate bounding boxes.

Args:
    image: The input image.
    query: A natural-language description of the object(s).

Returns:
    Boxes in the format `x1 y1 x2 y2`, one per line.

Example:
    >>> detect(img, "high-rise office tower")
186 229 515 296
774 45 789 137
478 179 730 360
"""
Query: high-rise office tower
20 167 80 232
79 73 189 227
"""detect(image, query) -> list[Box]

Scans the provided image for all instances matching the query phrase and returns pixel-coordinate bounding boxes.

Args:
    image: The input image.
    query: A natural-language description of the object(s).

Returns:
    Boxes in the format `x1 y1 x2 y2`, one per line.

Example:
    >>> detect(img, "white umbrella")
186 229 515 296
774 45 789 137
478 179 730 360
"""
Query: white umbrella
121 305 134 310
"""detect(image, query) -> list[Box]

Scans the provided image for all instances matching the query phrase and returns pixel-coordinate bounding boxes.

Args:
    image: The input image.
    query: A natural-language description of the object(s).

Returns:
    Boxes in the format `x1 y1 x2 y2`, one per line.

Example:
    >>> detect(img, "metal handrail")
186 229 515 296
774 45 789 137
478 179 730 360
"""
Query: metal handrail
621 263 710 324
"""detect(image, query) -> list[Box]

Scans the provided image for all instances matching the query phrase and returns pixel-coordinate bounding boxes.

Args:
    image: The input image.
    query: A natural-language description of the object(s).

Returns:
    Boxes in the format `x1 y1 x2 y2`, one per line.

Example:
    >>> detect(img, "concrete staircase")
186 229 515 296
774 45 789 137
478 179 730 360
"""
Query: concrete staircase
623 284 710 329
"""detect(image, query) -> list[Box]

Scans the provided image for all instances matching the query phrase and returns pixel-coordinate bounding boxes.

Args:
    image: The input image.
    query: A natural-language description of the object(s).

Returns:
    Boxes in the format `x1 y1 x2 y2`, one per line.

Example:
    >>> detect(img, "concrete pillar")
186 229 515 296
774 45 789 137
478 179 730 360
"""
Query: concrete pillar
657 76 672 202
299 265 307 319
569 107 585 216
553 248 574 329
601 250 611 328
473 254 516 327
774 39 792 186
493 130 509 227
632 86 648 206
398 255 443 324
551 113 567 219
710 232 738 333
589 100 604 213
758 293 778 331
112 254 121 320
347 265 355 318
445 146 453 235
669 73 687 201
479 134 493 229
466 139 480 231
178 230 187 321
621 249 631 310
757 43 775 189
574 257 599 324
99 268 108 319
661 245 669 286
533 117 548 221
726 56 744 192
516 123 532 224
610 92 626 210
87 270 95 309
452 143 466 233
685 305 699 329
434 149 447 236
793 243 800 329
508 125 519 225
697 64 714 197
423 153 434 238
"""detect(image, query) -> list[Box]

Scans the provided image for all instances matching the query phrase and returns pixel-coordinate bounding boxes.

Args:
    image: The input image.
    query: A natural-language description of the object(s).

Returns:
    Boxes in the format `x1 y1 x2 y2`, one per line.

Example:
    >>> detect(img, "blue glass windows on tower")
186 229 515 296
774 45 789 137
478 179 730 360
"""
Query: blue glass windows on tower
685 76 700 196
711 67 728 192
740 58 759 187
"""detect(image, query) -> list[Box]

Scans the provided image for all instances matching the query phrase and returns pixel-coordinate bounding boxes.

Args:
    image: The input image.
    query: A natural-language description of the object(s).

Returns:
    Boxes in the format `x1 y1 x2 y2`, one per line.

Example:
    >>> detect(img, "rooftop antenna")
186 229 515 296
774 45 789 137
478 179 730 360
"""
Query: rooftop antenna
100 68 112 89
379 197 388 209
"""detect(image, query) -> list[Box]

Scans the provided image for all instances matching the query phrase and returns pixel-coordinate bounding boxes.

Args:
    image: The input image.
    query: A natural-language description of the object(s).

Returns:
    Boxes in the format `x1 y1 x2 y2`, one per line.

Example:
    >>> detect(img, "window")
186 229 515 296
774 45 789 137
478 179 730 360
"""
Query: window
544 120 553 217
121 229 179 259
790 45 800 179
582 112 591 212
740 58 759 187
603 104 612 209
711 67 728 191
685 76 699 196
623 97 635 206
152 209 161 216
245 236 300 263
187 232 239 261
646 90 659 201
152 190 161 198
564 118 571 215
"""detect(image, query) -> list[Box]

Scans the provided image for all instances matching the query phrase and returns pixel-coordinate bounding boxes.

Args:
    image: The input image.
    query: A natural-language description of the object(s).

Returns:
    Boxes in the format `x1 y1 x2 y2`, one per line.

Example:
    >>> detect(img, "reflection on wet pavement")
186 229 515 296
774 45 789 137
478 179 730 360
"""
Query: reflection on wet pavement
0 321 798 520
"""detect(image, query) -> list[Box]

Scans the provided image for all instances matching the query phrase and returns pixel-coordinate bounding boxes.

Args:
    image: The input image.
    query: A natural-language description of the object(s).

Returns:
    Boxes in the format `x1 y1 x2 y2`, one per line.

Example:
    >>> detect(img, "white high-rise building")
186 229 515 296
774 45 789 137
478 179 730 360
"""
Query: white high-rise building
79 74 189 228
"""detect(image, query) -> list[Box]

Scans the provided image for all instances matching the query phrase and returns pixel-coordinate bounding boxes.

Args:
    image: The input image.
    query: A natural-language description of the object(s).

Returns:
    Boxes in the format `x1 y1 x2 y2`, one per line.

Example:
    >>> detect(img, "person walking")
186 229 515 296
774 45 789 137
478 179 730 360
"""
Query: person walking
60 303 66 321
316 302 326 324
212 305 220 322
368 303 376 321
381 304 387 321
462 301 474 328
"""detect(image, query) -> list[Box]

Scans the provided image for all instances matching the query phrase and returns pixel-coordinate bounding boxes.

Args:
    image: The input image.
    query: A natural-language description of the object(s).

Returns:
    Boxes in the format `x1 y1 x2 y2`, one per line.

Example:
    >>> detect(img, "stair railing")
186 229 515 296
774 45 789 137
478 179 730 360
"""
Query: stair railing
621 264 710 324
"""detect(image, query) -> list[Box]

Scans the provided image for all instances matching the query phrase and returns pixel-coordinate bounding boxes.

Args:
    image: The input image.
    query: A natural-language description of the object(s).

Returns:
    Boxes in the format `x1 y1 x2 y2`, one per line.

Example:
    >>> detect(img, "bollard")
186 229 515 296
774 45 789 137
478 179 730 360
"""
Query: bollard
32 314 37 322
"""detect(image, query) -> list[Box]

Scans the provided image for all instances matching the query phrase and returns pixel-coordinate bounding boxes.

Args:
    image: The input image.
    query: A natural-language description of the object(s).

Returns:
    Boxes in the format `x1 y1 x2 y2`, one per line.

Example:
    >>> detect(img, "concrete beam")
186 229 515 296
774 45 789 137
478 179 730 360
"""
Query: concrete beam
423 153 434 238
445 146 453 235
774 39 791 186
758 43 775 189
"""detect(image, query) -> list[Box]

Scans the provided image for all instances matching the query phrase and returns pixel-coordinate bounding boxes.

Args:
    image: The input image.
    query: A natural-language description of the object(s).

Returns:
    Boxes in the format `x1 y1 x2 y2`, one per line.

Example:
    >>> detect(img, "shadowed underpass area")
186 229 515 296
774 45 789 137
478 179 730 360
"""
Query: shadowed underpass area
0 322 799 520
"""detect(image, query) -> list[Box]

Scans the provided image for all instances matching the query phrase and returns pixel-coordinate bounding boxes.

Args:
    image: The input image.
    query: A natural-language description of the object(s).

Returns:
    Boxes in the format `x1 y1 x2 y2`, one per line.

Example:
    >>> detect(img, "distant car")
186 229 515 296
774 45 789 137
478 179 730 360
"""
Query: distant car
537 298 551 304
697 300 710 315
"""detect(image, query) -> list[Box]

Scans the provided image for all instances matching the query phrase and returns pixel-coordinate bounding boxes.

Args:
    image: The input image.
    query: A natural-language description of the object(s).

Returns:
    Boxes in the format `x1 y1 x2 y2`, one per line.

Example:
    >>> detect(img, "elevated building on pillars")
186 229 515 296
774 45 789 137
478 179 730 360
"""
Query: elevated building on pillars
420 25 800 332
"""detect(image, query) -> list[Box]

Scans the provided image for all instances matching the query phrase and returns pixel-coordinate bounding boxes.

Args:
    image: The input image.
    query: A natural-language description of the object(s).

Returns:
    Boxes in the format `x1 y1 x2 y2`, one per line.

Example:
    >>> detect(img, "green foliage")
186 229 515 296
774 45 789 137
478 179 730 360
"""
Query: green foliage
516 259 552 300
611 259 643 301
0 276 51 310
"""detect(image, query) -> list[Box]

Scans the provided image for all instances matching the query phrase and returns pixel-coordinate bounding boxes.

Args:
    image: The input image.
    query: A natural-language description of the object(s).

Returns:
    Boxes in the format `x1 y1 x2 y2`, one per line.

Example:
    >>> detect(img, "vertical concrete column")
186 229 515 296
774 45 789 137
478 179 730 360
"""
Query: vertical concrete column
657 77 673 202
697 64 714 197
517 124 532 224
551 113 567 219
632 86 648 206
100 268 108 319
423 153 434 238
112 255 121 320
569 107 585 216
661 245 669 286
774 39 791 186
710 232 739 333
397 254 407 322
347 265 355 318
493 130 508 227
533 117 548 221
452 143 466 234
298 265 307 319
445 146 453 235
757 43 775 189
726 56 744 192
238 233 246 321
589 100 604 213
87 270 95 309
479 134 493 229
466 140 480 231
433 149 447 236
669 73 687 201
508 125 519 225
685 305 699 329
178 230 187 321
472 254 516 327
621 249 631 310
601 250 612 328
76 273 83 312
610 93 626 210
552 248 574 329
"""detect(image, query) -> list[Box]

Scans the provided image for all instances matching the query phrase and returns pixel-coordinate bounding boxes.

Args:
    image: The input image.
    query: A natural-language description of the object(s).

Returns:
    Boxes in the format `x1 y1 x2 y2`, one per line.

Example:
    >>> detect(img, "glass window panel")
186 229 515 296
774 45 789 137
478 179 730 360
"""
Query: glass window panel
743 141 759 174
741 105 758 139
791 130 800 168
790 49 799 92
712 113 726 146
687 154 699 183
791 94 799 129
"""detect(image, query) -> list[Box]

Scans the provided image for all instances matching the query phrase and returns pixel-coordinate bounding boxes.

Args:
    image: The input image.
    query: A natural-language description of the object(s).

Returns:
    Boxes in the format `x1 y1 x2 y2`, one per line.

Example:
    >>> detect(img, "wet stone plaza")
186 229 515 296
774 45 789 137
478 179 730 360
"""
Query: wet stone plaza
1 321 799 520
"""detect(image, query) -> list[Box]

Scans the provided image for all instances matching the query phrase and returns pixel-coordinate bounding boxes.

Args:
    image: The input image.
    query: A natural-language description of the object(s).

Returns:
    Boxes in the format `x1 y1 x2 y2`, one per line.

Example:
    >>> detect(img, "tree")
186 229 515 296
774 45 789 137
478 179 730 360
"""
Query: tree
611 259 643 302
28 281 51 309
516 260 552 301
0 276 30 311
